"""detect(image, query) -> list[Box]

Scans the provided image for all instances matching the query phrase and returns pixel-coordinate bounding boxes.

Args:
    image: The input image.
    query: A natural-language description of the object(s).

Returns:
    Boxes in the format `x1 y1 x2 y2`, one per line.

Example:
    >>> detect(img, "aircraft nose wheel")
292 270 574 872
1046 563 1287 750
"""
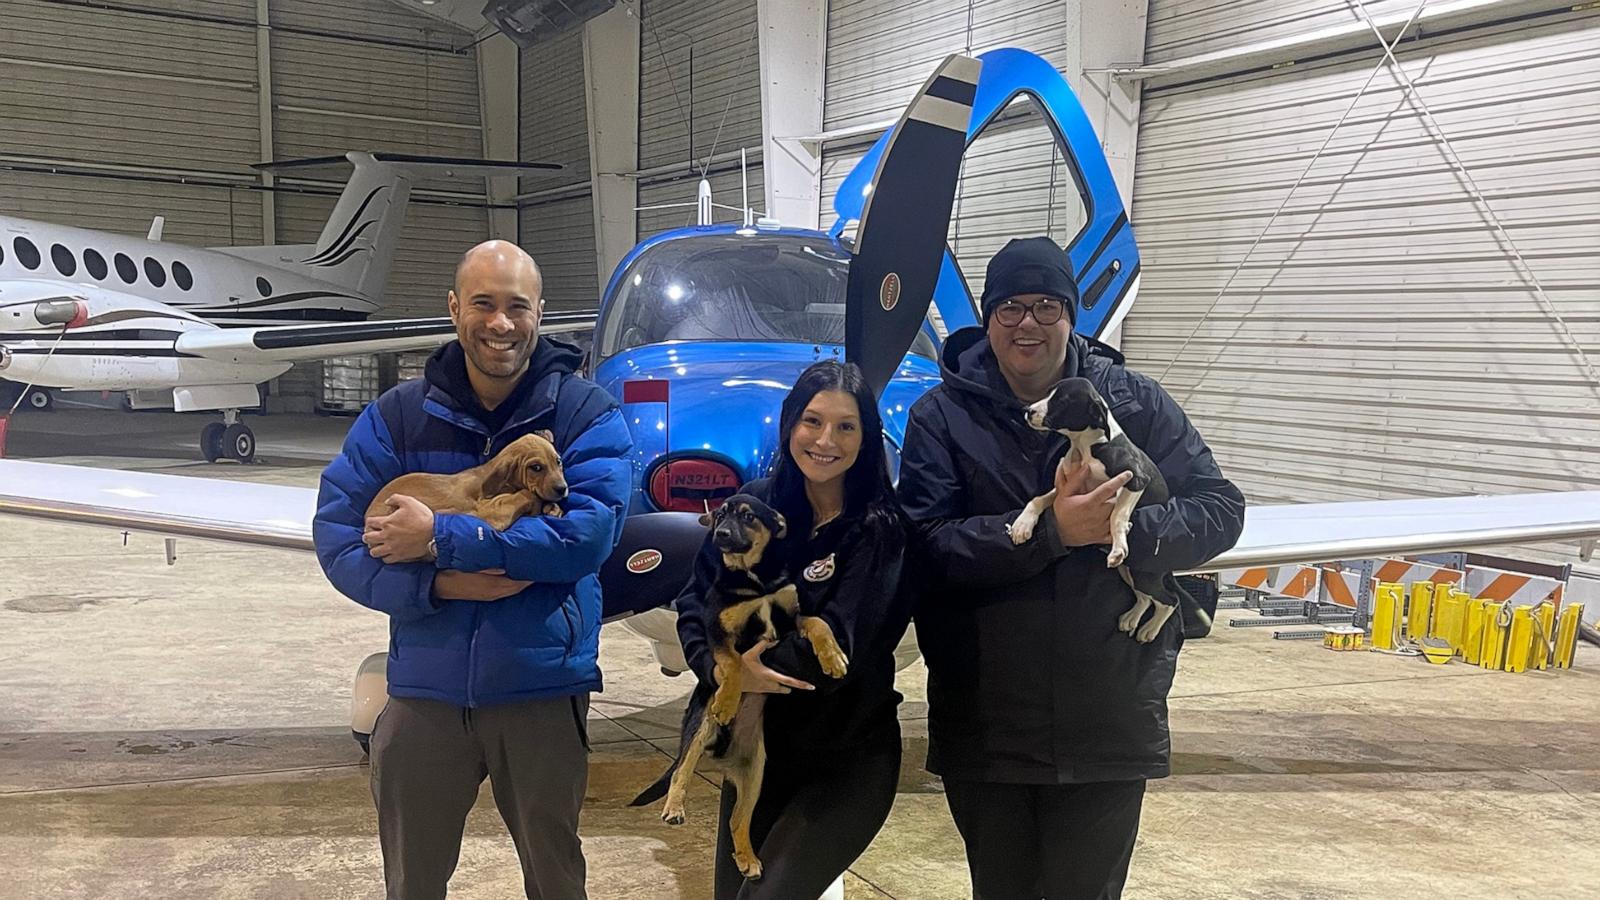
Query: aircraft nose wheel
24 387 52 411
223 423 256 463
200 421 255 463
200 422 226 462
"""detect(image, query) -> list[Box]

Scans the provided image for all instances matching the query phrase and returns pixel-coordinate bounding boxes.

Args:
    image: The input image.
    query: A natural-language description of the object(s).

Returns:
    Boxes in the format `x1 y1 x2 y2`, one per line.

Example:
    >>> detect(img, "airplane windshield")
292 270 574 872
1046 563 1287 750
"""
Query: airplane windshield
598 233 938 362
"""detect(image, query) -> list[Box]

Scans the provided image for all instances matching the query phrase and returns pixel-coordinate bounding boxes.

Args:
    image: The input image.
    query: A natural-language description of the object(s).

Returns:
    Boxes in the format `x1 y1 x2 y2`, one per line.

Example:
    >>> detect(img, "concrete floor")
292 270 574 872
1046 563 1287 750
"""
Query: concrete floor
2 407 1598 899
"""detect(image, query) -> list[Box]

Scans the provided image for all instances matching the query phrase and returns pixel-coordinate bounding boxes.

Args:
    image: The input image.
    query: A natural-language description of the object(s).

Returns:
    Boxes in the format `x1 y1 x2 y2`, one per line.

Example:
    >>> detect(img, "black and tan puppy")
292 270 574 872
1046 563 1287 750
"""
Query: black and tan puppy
365 430 567 531
630 494 848 880
1009 377 1178 642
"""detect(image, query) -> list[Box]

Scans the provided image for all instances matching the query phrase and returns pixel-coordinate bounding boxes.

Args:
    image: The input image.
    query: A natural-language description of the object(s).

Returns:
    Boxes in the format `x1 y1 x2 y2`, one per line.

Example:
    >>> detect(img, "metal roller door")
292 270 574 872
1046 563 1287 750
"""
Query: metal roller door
819 0 1078 307
1127 4 1600 562
519 29 600 310
0 0 263 245
636 0 764 239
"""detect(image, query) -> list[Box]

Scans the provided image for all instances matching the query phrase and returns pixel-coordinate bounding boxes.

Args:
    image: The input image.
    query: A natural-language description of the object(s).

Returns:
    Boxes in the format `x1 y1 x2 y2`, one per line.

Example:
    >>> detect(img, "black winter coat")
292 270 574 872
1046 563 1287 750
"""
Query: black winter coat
674 478 912 766
897 328 1245 784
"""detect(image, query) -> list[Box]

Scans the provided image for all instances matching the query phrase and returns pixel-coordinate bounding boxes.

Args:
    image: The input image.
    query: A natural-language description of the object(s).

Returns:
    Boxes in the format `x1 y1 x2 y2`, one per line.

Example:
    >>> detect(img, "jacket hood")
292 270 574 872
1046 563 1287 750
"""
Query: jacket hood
424 335 584 416
938 326 1125 408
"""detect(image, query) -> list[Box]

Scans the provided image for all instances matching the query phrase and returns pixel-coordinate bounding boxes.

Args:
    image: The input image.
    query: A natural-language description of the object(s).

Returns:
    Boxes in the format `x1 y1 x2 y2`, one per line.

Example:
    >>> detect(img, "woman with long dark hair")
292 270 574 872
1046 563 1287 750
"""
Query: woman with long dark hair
673 359 911 899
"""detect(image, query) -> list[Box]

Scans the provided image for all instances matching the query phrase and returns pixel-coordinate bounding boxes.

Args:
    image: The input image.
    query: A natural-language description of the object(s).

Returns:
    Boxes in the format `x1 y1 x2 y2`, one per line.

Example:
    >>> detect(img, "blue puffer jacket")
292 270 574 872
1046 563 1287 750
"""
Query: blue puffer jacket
313 338 633 707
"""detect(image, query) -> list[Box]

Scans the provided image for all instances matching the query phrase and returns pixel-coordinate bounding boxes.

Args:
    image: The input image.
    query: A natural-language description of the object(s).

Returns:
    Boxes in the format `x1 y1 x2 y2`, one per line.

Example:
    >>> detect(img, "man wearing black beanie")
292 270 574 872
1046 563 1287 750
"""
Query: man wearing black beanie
897 237 1245 898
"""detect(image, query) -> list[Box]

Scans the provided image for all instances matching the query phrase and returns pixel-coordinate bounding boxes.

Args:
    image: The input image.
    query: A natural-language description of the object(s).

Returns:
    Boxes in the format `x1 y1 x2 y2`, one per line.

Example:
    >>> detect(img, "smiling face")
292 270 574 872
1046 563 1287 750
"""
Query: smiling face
448 240 543 386
987 291 1071 403
787 389 863 491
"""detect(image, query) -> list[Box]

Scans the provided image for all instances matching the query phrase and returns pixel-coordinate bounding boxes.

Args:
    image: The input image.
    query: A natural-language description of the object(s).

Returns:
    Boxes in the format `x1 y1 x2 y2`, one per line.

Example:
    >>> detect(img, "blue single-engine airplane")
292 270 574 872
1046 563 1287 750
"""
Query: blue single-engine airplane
591 47 1142 641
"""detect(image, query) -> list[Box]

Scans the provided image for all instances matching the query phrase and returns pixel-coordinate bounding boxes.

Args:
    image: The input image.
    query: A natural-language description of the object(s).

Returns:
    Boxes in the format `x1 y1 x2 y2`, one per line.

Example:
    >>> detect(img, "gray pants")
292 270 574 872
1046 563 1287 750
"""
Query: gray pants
369 694 591 900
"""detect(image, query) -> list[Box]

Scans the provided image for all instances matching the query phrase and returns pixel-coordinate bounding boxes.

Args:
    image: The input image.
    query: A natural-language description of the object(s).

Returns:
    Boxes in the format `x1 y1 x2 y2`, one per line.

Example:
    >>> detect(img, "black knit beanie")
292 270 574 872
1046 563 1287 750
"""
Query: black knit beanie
979 237 1078 326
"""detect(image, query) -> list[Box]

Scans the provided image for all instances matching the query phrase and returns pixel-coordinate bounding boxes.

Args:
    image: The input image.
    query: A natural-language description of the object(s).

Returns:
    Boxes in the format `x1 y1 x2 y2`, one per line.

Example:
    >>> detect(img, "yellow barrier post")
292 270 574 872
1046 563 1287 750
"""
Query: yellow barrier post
1372 583 1402 651
1554 603 1585 669
1408 582 1436 642
1506 605 1534 673
1533 602 1555 671
1461 598 1488 665
1481 602 1507 671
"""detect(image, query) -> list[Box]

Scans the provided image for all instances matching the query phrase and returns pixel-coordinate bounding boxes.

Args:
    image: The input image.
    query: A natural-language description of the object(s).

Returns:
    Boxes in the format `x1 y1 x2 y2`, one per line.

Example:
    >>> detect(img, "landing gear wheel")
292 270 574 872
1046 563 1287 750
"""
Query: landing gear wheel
24 387 51 411
200 422 226 462
223 423 255 463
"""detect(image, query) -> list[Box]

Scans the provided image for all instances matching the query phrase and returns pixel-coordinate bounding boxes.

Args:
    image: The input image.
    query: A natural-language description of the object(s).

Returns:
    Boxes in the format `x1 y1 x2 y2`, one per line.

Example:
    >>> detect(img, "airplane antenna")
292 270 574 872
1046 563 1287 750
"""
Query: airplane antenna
696 178 713 227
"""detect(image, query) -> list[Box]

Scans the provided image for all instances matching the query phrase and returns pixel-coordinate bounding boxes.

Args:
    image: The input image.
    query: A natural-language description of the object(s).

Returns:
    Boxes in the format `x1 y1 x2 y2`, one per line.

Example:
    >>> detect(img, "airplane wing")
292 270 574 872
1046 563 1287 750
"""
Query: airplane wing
3 458 1596 572
172 311 595 364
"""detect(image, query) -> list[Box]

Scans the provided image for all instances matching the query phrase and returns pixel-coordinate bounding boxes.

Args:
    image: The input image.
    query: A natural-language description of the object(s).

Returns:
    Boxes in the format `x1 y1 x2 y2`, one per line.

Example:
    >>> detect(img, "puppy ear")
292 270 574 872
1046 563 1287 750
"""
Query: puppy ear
699 510 715 527
772 511 787 539
480 449 522 497
534 429 555 446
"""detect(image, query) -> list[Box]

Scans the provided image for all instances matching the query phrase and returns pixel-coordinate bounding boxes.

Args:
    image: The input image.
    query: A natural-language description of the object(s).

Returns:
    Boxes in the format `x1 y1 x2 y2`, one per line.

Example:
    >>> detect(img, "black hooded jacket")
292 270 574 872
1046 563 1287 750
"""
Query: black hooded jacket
896 327 1246 783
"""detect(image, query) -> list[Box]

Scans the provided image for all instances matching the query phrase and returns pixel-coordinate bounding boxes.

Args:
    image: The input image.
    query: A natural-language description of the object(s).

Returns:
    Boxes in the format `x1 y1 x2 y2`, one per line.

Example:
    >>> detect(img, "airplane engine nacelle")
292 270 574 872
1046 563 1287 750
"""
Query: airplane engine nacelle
33 299 89 328
0 298 89 332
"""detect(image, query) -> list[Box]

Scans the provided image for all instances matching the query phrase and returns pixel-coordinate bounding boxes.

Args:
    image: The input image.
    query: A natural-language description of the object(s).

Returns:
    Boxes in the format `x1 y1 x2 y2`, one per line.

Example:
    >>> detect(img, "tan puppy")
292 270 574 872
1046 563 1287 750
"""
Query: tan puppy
366 430 568 531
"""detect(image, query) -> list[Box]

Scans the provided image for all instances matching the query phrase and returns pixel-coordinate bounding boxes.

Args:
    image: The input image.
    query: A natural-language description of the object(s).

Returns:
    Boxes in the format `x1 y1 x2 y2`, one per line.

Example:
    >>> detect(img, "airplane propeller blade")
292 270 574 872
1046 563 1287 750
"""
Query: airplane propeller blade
845 53 981 397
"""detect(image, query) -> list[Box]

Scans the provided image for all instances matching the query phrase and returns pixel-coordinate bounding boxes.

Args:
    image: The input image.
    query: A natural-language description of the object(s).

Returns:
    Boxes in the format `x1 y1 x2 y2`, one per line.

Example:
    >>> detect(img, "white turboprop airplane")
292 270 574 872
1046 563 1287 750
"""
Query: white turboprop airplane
0 152 592 462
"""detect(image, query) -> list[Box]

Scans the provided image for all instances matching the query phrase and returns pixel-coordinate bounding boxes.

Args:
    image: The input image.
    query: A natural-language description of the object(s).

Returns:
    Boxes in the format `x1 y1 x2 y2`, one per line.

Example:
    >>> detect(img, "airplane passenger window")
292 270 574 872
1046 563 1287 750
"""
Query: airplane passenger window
144 257 167 288
172 260 193 291
51 244 76 277
14 237 41 270
114 252 137 283
84 248 108 280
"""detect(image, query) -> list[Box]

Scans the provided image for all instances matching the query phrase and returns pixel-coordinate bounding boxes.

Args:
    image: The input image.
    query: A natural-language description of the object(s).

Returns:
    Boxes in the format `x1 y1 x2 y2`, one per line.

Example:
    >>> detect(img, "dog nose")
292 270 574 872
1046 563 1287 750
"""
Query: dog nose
552 482 569 500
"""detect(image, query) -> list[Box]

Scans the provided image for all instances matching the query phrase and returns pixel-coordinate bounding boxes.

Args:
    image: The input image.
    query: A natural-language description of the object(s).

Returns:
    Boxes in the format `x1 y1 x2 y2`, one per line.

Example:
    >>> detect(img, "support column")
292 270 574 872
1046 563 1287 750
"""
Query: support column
583 1 641 284
1074 0 1149 348
255 0 275 244
478 33 521 240
756 0 825 229
1074 0 1148 214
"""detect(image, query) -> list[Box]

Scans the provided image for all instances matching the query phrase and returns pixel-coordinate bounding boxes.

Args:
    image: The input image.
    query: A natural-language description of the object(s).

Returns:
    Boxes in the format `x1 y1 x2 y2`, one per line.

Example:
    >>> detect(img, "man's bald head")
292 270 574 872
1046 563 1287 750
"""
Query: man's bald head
454 239 542 299
447 240 546 395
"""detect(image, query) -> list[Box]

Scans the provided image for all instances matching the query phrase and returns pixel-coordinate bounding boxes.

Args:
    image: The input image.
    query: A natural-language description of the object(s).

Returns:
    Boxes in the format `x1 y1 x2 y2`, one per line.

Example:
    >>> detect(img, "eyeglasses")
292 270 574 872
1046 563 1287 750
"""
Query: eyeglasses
993 298 1067 327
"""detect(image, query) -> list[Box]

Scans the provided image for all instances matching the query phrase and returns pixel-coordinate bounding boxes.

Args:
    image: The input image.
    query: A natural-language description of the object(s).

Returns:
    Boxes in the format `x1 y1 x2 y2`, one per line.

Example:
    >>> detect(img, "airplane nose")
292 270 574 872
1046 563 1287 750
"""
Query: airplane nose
0 345 10 370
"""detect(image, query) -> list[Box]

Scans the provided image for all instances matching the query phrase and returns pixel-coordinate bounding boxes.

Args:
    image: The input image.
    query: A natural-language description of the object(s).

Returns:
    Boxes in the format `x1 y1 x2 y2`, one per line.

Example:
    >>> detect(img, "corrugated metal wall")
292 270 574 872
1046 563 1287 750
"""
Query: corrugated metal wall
519 30 599 312
0 0 495 410
819 0 1077 305
0 0 263 244
1144 0 1417 62
1128 5 1600 561
636 0 764 239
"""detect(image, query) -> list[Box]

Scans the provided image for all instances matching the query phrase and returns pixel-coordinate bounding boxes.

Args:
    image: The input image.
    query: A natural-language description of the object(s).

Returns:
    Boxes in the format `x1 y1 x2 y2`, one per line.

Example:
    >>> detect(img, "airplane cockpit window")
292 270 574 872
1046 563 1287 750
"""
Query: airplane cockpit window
144 258 167 288
256 276 273 296
51 244 76 277
598 233 938 363
84 248 108 280
14 237 41 270
114 252 137 284
172 261 194 291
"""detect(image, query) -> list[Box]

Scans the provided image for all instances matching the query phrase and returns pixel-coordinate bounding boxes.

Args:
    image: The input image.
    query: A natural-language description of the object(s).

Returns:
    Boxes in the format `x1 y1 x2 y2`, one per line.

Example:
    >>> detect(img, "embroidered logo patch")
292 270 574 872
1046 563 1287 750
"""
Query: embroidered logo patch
803 553 836 582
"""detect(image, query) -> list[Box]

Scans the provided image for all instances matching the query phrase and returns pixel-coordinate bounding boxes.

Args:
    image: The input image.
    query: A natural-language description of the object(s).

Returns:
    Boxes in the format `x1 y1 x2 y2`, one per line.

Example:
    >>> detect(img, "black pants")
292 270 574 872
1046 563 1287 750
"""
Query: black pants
370 694 591 900
943 778 1146 900
713 738 901 900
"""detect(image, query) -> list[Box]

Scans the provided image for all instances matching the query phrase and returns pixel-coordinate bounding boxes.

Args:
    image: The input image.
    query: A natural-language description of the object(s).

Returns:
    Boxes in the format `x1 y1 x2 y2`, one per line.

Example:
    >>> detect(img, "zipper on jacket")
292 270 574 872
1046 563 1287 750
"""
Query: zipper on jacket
483 433 493 457
466 603 482 708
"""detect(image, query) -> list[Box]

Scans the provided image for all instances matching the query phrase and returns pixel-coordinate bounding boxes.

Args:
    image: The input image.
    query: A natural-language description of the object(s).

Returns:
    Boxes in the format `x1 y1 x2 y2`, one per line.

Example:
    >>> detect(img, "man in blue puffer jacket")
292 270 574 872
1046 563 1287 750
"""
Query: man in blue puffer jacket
314 240 632 900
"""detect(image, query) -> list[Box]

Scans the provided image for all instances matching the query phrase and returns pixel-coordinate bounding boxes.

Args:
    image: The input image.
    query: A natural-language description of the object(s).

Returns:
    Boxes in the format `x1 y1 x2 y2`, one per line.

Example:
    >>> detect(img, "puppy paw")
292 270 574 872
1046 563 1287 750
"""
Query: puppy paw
1105 546 1127 568
817 644 849 679
1135 618 1165 643
708 692 739 727
661 805 685 826
1009 511 1038 545
542 502 563 518
1117 606 1144 635
735 853 763 881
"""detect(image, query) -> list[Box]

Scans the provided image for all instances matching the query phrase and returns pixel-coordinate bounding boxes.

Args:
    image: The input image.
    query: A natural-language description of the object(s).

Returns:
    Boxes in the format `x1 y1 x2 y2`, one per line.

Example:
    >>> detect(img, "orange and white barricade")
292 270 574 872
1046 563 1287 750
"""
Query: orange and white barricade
1219 565 1321 600
1464 565 1565 610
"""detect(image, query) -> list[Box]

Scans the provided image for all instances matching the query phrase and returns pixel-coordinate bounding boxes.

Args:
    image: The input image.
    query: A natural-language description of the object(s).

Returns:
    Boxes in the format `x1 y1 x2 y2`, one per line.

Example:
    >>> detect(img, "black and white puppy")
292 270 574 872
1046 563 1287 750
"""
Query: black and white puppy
1008 377 1178 642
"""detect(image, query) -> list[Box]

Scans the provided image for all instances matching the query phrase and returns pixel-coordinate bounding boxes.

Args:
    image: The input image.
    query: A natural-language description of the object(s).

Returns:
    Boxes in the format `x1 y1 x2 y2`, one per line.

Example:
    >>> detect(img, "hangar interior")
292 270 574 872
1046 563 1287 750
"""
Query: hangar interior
1 0 1598 897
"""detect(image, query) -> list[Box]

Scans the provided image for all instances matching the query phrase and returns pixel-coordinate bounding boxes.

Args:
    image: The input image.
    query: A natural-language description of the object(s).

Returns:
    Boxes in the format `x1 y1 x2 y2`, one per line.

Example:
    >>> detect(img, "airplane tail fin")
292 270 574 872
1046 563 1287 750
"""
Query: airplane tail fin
239 152 562 301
